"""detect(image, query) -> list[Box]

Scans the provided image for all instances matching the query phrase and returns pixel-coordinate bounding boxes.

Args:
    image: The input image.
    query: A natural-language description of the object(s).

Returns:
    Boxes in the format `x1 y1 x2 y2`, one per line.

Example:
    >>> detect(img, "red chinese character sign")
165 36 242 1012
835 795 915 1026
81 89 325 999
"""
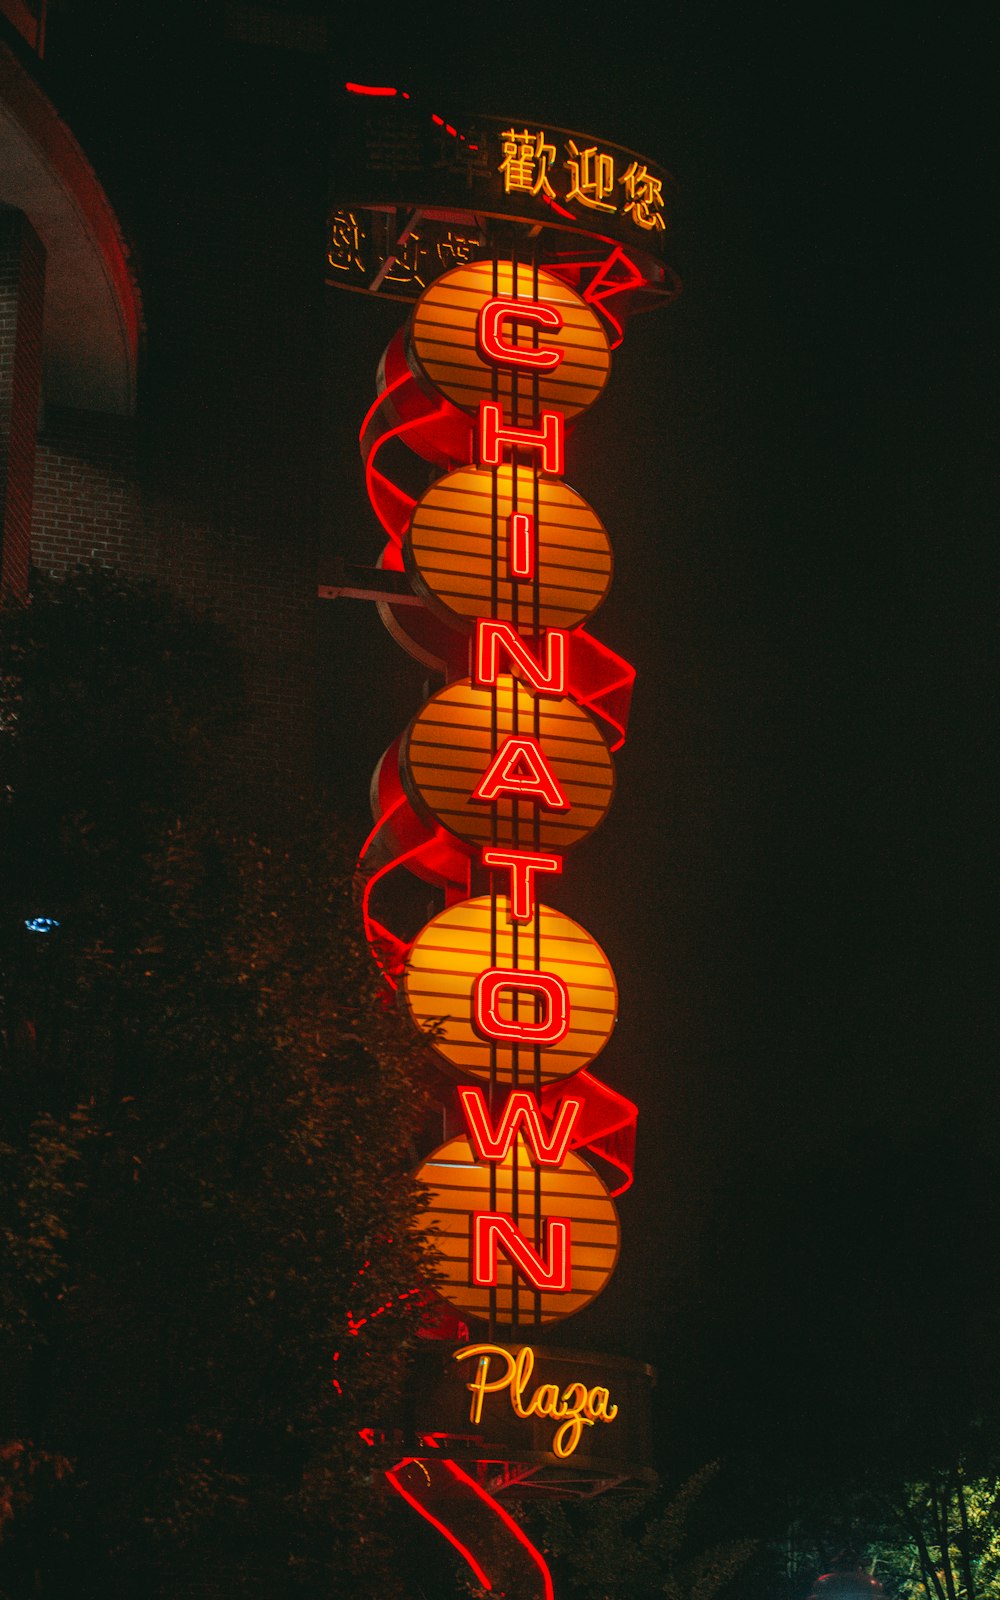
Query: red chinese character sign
326 93 675 1597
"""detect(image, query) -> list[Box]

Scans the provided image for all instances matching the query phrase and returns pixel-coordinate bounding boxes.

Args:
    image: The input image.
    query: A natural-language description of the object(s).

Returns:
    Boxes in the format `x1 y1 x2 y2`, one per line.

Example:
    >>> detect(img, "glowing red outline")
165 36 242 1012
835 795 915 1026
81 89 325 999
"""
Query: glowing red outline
479 402 564 476
473 967 570 1046
471 736 569 809
547 245 650 348
459 1086 582 1166
477 297 564 372
359 370 460 545
539 192 577 222
509 510 534 579
345 82 398 96
472 1213 572 1292
569 630 637 753
481 846 561 923
385 1460 495 1591
542 1070 638 1196
355 795 413 988
474 620 568 696
443 1461 555 1600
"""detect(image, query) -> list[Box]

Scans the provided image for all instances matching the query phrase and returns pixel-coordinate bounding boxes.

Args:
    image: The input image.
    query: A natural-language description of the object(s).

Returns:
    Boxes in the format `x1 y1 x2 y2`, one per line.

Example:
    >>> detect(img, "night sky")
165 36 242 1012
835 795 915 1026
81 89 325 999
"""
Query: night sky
43 0 996 1502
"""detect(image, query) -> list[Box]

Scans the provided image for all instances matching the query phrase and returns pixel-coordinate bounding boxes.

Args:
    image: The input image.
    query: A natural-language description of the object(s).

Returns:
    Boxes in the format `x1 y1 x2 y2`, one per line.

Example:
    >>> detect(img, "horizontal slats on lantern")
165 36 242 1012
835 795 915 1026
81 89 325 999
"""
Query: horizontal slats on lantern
416 1135 621 1325
405 463 613 632
404 894 618 1084
408 261 610 424
401 675 615 852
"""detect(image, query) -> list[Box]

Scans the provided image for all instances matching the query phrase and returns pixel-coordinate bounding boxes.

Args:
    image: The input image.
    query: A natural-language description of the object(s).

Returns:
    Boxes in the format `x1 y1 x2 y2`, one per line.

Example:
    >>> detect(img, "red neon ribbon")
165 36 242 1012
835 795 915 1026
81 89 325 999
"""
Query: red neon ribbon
386 1457 554 1599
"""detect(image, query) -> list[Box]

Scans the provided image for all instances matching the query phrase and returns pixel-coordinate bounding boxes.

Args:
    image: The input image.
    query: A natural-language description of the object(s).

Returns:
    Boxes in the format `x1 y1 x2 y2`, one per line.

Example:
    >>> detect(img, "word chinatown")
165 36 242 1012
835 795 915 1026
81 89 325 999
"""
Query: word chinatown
354 256 641 1441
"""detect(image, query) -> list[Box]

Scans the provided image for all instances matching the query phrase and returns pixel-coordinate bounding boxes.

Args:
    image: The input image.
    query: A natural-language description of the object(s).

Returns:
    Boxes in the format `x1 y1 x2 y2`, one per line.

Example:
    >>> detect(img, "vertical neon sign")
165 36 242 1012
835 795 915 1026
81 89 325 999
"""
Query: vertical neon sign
359 257 638 1327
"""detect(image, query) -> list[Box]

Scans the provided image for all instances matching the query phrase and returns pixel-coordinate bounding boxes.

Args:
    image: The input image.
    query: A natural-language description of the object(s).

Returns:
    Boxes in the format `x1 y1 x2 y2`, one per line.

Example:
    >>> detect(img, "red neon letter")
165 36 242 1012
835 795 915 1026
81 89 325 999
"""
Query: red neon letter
479 402 564 476
477 297 564 372
482 847 561 922
509 511 534 579
473 968 570 1046
472 1213 572 1292
471 736 568 809
459 1086 582 1166
474 620 568 696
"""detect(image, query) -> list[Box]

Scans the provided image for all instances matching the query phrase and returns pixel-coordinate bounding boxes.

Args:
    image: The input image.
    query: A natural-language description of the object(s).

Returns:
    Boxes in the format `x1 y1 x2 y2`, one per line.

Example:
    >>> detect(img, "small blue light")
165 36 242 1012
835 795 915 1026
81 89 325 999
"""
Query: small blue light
24 917 60 935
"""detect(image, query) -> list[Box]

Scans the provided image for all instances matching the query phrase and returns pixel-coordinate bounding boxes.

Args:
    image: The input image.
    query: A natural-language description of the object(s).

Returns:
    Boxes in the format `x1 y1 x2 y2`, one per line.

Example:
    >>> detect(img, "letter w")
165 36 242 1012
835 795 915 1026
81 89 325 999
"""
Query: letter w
459 1087 582 1167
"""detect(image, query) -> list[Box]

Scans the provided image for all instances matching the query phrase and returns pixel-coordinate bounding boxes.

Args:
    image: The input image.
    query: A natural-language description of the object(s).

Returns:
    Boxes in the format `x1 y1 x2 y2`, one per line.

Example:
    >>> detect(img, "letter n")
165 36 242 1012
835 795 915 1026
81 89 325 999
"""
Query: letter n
475 619 567 695
472 1213 572 1292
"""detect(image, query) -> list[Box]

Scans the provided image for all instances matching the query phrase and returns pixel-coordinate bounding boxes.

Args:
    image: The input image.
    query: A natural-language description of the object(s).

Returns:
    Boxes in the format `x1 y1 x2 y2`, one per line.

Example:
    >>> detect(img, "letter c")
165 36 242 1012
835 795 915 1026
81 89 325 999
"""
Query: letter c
478 297 564 372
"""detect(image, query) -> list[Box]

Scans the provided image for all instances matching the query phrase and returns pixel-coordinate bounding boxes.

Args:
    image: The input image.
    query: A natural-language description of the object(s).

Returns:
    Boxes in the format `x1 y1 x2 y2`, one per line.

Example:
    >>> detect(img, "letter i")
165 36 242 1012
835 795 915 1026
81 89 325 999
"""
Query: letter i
509 512 534 580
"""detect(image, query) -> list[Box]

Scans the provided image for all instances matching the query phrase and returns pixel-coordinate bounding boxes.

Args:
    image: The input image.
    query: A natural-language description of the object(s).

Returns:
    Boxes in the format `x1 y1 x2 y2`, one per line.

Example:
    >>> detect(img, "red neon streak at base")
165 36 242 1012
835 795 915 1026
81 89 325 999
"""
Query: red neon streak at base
472 1213 572 1291
475 619 568 695
447 1459 556 1600
385 1460 494 1590
459 1085 582 1165
509 510 535 578
479 401 564 475
477 297 564 371
472 735 569 808
345 82 398 96
481 846 561 922
386 1458 556 1598
473 967 570 1046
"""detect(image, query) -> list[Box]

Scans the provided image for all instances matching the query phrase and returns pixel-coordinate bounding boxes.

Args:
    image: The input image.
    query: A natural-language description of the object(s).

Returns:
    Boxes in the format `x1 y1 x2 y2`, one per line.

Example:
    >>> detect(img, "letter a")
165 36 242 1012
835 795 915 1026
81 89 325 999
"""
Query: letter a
472 735 568 809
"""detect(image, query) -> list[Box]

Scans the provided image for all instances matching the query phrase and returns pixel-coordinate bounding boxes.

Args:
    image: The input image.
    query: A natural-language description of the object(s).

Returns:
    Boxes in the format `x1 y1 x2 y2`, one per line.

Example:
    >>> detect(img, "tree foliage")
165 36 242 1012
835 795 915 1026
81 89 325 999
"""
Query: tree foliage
0 569 437 1598
448 1463 754 1600
764 1458 1000 1600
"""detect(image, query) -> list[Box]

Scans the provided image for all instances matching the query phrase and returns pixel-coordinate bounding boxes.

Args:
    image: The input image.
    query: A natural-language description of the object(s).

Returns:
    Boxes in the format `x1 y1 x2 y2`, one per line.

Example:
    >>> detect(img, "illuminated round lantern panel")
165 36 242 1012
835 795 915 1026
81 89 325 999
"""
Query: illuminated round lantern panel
405 462 613 633
408 260 610 425
400 675 615 854
404 894 618 1085
415 1134 621 1326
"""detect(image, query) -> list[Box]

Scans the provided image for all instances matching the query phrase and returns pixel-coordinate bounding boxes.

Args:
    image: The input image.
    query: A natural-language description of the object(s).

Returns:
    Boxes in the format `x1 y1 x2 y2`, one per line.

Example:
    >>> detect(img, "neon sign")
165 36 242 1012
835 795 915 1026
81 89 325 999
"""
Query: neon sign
328 102 678 303
334 109 676 1582
350 255 635 1329
456 1344 620 1460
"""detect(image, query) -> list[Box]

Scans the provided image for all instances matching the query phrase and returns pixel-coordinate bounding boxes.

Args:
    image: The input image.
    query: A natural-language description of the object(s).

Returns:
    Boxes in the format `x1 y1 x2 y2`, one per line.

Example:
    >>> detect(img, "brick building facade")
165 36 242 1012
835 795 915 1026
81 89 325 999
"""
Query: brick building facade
0 8 328 803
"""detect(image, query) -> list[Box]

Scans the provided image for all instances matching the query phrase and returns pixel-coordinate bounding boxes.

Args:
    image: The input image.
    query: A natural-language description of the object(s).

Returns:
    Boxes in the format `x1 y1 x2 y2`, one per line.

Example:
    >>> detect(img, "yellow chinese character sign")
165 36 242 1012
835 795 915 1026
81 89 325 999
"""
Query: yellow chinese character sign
329 90 678 300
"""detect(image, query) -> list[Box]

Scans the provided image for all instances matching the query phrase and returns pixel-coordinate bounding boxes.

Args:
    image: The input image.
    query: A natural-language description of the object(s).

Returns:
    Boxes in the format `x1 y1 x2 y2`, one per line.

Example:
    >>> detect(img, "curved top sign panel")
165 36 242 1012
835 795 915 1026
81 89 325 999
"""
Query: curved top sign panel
328 91 678 299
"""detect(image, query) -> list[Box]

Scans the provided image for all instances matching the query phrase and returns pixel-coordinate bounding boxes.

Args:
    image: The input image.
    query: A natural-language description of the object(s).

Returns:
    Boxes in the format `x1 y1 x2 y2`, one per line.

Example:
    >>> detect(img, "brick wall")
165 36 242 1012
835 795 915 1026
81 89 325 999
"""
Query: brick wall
30 408 318 805
150 476 318 800
32 407 152 580
0 206 45 600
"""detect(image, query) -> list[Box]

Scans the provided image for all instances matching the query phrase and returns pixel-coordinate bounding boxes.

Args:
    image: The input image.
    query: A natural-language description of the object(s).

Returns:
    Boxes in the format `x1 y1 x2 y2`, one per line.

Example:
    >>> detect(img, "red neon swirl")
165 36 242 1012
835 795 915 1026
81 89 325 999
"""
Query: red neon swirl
568 629 637 751
445 1460 555 1600
385 1459 495 1591
385 1458 555 1599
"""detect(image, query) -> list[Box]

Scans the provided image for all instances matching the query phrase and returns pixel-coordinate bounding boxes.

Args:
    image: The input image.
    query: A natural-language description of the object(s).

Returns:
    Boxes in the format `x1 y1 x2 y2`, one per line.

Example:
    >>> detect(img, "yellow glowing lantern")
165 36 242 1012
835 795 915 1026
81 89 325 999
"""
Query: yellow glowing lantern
399 675 615 854
415 1133 621 1325
404 893 618 1084
408 260 611 426
405 461 613 633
